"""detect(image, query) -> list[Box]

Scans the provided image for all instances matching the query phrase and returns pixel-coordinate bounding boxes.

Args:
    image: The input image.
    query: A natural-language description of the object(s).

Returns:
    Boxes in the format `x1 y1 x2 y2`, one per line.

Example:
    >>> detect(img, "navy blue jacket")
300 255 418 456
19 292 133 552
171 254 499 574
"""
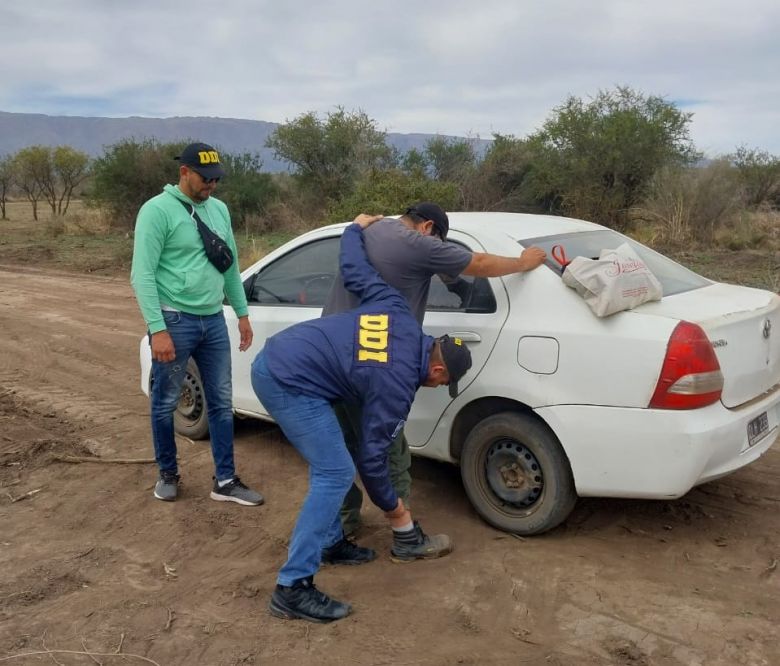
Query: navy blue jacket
264 223 435 511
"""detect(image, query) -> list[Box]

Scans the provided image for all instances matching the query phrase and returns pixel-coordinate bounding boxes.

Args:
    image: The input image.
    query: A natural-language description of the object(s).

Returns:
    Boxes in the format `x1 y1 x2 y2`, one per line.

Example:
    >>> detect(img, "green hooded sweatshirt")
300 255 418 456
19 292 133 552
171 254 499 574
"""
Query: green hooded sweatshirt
130 184 248 334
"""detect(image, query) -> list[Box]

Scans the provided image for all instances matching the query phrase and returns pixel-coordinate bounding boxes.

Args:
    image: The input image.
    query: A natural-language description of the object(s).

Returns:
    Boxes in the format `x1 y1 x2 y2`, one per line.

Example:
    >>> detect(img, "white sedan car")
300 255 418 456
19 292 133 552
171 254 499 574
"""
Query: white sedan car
140 213 780 535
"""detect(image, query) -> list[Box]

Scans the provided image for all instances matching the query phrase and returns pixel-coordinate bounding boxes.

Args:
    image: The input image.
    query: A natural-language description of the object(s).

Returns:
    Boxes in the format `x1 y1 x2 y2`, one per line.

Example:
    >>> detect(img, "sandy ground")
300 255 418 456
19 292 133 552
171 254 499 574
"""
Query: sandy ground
0 263 778 666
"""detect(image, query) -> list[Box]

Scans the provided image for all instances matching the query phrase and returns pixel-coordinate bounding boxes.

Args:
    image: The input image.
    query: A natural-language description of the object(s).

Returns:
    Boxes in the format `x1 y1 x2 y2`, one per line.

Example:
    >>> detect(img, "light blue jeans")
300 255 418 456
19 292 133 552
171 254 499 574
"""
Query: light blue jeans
150 310 235 481
251 351 354 586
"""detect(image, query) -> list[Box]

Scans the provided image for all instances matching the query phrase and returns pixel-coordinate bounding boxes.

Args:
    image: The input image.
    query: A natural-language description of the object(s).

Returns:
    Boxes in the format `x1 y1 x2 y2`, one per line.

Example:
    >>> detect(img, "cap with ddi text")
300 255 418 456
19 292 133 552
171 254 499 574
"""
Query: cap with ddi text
175 142 226 180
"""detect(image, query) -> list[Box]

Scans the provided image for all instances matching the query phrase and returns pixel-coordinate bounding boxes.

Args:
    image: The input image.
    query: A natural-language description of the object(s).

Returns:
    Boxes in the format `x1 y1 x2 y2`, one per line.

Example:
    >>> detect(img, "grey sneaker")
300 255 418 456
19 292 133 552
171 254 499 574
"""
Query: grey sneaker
154 471 180 502
210 476 264 506
390 521 453 562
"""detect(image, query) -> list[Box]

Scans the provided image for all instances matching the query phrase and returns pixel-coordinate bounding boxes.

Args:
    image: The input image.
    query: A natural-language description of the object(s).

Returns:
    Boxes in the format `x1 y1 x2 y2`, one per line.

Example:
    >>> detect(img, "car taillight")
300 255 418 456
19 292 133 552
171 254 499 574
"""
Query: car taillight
649 321 724 410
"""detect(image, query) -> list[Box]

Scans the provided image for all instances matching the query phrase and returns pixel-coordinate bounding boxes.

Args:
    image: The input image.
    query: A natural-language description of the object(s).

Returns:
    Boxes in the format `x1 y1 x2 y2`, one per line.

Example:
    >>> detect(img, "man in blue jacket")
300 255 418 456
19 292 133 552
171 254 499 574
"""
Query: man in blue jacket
251 216 472 623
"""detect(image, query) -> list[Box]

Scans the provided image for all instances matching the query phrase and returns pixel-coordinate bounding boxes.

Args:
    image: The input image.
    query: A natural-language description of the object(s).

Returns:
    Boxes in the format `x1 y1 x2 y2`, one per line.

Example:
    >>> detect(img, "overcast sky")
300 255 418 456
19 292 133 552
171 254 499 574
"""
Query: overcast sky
2 0 778 156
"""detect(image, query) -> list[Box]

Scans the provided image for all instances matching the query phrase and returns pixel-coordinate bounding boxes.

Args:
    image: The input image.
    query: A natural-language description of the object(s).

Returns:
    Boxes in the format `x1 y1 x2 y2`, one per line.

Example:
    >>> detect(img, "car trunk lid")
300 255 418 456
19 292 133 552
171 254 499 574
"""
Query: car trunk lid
637 283 780 408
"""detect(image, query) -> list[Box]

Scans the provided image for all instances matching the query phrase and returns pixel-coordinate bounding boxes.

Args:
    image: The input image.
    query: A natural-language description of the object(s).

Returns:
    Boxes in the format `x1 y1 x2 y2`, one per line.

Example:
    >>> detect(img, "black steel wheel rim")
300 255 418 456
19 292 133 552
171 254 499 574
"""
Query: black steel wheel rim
178 373 204 420
484 437 543 507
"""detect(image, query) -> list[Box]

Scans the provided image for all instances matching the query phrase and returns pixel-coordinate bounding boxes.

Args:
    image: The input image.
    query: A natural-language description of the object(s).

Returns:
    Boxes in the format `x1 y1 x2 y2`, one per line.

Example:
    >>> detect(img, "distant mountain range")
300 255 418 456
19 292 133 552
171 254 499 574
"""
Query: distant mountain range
0 111 491 173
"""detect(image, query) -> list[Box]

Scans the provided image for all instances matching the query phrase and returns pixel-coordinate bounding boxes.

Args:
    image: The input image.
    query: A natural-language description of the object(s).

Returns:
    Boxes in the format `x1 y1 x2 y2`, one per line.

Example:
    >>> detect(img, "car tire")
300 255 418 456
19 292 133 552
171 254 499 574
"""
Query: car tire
460 411 577 535
173 360 210 440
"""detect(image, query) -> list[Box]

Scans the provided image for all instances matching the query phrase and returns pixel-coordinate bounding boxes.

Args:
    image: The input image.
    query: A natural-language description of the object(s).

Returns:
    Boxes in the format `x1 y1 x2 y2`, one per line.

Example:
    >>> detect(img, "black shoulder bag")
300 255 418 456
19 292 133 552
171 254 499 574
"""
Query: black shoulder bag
179 200 234 273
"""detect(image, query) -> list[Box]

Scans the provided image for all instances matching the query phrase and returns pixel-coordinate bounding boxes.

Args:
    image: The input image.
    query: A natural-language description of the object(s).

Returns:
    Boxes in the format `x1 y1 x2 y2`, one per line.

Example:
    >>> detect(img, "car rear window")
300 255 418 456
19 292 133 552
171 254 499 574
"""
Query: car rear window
522 230 711 296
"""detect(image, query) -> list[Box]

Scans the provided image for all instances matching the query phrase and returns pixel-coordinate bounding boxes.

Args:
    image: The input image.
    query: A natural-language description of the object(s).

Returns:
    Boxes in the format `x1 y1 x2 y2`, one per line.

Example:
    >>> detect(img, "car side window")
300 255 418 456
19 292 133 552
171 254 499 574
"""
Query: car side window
425 238 496 313
244 237 340 306
243 234 497 312
427 274 497 313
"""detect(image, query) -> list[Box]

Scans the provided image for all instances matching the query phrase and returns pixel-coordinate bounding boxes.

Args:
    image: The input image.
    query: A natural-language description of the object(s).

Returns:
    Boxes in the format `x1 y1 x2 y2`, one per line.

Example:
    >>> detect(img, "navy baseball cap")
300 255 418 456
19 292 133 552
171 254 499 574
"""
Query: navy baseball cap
438 334 472 397
406 202 449 240
175 142 226 179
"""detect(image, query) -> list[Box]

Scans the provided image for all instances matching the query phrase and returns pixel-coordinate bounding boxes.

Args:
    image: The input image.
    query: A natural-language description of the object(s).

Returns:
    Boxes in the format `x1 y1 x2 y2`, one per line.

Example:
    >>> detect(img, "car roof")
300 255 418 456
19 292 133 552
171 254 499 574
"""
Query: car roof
321 212 603 242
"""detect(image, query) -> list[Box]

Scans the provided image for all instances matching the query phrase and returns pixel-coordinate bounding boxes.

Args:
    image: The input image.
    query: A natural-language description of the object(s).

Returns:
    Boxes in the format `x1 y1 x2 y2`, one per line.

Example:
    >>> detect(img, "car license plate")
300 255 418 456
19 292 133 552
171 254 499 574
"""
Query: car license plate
747 411 769 447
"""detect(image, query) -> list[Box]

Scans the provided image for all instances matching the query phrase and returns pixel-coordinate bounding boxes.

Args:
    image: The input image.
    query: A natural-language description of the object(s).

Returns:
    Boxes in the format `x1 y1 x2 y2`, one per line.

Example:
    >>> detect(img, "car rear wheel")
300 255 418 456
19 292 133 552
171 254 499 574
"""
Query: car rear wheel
173 360 210 440
460 412 577 535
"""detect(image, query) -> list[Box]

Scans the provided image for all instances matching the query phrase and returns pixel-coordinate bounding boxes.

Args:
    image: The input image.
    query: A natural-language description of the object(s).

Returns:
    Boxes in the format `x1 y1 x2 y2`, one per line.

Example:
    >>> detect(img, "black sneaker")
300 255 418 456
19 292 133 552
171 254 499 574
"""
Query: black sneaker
153 471 180 502
321 537 377 566
269 577 352 623
209 476 264 506
390 521 453 562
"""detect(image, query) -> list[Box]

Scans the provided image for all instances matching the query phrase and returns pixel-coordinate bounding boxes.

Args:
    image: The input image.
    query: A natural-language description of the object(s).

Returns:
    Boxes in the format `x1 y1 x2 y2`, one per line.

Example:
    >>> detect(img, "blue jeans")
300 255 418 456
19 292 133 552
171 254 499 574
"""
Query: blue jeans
150 310 235 481
251 351 354 586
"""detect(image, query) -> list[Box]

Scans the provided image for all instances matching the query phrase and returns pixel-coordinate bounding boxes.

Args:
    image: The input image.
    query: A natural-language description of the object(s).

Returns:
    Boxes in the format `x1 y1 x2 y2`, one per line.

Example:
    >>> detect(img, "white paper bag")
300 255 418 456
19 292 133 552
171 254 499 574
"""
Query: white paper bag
561 243 663 317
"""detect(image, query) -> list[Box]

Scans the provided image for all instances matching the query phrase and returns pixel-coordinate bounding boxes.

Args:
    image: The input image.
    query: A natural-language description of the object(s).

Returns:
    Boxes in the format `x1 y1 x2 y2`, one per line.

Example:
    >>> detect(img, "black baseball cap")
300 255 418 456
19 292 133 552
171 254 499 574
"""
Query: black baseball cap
438 334 472 398
406 202 449 240
174 142 226 179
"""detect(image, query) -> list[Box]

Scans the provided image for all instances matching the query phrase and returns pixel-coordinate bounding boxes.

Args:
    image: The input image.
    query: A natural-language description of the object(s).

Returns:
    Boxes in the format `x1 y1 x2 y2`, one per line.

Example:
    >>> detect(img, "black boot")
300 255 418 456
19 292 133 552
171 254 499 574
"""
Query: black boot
321 537 377 565
269 577 352 623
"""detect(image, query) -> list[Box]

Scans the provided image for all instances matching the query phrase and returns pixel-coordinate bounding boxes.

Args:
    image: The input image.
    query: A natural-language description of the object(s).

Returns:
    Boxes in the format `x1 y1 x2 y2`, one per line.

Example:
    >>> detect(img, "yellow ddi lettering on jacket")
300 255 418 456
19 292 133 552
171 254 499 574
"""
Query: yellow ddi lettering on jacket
198 150 221 165
357 314 389 363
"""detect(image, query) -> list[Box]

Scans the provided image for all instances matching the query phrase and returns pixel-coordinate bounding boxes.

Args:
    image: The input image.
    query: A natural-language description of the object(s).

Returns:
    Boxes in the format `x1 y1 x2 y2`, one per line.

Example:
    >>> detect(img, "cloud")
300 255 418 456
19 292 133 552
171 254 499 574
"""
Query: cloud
1 0 779 154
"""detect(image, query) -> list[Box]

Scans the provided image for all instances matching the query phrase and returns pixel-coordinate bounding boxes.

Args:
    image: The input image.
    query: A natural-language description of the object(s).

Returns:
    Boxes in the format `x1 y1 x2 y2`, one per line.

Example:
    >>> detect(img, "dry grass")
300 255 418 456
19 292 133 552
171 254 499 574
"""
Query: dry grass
0 200 134 274
2 199 778 292
627 208 780 293
713 207 780 251
233 201 315 265
0 200 303 275
238 231 298 267
631 208 780 250
632 161 742 245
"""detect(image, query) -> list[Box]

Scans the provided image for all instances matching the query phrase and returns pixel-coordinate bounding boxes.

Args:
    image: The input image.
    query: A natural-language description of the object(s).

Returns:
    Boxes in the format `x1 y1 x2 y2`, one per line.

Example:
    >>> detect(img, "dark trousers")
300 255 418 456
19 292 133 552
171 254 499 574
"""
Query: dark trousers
332 402 412 535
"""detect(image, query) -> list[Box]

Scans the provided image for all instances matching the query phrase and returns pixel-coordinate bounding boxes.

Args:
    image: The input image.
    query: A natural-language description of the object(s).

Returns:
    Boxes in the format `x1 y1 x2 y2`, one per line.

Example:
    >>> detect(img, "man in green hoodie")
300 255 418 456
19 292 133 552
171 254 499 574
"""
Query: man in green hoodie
131 142 263 506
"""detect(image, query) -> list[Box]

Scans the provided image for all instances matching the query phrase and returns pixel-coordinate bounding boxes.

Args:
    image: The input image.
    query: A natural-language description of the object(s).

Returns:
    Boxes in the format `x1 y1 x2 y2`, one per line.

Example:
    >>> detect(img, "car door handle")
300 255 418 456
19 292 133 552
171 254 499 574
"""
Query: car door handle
449 332 481 343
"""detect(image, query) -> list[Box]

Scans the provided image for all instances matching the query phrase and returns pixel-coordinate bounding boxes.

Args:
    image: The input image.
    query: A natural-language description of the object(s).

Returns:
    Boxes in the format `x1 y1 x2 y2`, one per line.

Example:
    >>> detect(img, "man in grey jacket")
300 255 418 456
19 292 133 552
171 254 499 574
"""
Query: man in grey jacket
322 202 546 551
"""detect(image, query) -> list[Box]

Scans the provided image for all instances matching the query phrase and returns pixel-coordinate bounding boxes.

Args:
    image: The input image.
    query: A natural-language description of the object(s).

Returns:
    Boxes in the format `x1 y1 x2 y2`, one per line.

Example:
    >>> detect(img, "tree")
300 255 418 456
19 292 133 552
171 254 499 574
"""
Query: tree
421 136 480 209
88 139 184 229
466 134 536 211
325 169 459 224
424 136 478 184
266 107 395 202
89 140 276 232
13 146 52 221
53 146 91 215
400 148 428 179
6 146 90 220
0 156 13 220
730 146 780 208
217 152 279 234
526 86 699 228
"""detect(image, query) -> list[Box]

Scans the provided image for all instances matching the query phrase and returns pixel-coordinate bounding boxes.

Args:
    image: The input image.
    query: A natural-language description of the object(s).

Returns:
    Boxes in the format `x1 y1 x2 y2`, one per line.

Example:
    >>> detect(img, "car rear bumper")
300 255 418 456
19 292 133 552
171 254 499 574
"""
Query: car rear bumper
536 393 780 499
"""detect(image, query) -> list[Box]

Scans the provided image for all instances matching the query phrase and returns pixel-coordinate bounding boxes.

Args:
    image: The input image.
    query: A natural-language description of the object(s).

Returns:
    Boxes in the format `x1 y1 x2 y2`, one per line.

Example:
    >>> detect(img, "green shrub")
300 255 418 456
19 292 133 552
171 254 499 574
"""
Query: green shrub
525 86 699 229
325 169 459 223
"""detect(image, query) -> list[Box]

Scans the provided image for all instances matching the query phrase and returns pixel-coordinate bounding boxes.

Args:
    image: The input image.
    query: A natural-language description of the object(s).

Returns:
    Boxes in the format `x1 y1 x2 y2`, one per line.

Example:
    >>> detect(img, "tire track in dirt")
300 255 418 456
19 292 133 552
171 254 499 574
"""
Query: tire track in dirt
0 267 150 455
1 264 779 666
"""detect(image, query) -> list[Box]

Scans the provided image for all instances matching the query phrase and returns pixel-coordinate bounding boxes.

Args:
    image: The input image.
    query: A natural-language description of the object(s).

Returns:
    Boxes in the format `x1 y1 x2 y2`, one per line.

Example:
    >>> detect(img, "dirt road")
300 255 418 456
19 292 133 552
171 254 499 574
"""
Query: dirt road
0 264 778 666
